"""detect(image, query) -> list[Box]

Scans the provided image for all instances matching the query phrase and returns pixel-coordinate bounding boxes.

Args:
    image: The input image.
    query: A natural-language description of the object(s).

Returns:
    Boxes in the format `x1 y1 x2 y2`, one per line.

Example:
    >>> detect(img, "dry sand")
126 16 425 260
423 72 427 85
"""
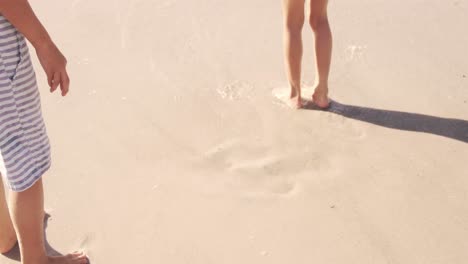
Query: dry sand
2 0 468 263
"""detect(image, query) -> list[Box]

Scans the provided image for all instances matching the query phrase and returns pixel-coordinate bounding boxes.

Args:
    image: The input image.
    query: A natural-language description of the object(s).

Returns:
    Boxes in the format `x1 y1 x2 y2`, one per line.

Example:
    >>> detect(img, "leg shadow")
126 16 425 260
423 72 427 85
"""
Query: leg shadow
2 213 62 261
304 100 468 143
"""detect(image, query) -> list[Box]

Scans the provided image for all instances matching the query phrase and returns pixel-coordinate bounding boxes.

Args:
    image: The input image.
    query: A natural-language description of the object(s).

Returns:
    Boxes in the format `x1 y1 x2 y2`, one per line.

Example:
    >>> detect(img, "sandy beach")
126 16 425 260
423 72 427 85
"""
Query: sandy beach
2 0 468 263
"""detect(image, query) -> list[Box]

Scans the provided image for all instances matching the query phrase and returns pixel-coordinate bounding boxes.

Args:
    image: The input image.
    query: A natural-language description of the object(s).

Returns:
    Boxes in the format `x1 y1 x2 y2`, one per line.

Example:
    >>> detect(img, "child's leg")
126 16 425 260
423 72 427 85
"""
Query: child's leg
8 179 88 264
310 0 332 108
0 177 17 253
282 0 306 108
8 178 47 263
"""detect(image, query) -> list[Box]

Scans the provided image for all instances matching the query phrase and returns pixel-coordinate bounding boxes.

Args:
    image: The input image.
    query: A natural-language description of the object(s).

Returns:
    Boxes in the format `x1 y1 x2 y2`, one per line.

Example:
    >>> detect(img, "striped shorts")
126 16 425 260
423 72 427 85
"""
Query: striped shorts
0 15 51 192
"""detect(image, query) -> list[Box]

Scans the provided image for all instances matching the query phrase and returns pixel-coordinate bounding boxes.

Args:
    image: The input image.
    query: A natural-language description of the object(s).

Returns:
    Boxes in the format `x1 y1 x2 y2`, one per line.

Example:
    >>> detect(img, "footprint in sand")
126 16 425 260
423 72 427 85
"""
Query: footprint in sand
201 140 306 196
228 156 299 195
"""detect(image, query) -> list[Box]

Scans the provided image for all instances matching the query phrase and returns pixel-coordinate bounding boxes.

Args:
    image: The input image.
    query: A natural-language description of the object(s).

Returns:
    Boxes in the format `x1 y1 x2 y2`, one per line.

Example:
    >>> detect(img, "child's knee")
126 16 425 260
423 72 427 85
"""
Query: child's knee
285 16 305 35
309 15 329 31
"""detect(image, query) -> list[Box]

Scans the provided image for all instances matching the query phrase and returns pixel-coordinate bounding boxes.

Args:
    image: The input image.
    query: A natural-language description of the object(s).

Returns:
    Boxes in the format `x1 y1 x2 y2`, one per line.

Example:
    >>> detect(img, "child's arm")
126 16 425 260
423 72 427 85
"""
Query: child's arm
0 0 70 96
0 0 52 49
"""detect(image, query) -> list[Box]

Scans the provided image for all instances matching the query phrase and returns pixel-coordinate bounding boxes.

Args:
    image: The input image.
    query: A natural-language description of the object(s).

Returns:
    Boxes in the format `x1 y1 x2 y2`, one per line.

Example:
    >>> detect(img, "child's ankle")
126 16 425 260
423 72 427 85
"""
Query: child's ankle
314 82 328 92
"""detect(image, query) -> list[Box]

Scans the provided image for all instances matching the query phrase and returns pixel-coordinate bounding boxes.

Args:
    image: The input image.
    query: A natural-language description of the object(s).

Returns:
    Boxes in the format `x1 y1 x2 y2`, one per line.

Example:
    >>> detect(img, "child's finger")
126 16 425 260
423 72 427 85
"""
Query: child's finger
47 71 53 88
60 70 70 96
50 71 60 93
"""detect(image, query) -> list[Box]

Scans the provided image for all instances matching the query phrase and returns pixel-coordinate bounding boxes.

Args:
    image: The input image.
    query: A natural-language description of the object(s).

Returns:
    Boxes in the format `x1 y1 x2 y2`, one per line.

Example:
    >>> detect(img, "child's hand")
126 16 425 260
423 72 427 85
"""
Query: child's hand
35 42 70 96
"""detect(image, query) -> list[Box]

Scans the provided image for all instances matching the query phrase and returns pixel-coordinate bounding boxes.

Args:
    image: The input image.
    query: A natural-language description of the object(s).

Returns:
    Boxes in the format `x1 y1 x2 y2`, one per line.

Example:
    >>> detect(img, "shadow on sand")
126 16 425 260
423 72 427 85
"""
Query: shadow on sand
303 100 468 144
2 213 61 262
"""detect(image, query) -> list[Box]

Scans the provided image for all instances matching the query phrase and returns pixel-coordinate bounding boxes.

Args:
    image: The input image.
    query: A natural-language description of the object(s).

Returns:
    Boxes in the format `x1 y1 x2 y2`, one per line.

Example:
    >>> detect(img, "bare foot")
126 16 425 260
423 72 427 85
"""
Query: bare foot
45 252 89 264
312 84 330 109
289 87 302 109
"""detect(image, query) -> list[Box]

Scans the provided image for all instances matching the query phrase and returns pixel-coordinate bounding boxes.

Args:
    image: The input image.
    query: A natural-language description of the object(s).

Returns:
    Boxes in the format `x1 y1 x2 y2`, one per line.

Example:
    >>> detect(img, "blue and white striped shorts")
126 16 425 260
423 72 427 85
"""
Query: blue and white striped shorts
0 15 51 192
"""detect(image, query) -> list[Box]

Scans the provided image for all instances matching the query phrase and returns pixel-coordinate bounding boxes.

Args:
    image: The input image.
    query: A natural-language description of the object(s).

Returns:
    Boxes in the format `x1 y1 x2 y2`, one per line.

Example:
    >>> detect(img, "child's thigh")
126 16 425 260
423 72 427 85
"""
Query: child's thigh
283 0 306 27
309 0 328 19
